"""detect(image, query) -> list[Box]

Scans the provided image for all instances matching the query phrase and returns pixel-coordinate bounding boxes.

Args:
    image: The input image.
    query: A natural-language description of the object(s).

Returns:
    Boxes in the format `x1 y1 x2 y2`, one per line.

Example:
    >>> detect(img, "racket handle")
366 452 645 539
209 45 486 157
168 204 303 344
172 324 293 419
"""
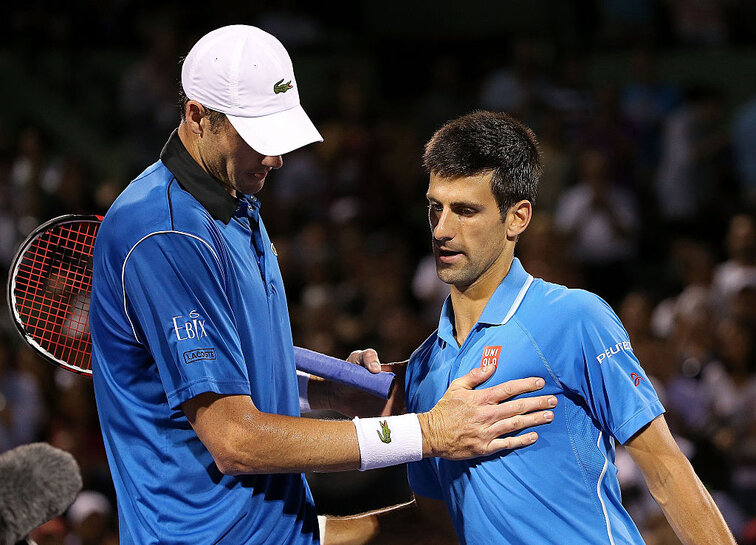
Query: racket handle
294 347 396 400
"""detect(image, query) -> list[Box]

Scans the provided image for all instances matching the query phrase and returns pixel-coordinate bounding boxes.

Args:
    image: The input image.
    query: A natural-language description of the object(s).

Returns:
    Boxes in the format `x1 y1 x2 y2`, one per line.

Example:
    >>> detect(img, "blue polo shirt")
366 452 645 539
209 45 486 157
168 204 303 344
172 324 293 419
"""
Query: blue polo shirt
406 258 664 545
90 130 318 545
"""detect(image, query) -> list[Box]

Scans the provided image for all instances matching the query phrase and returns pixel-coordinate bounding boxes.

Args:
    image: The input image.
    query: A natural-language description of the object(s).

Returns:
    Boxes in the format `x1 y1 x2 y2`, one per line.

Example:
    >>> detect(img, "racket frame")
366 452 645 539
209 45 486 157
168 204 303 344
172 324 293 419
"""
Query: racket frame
7 214 103 376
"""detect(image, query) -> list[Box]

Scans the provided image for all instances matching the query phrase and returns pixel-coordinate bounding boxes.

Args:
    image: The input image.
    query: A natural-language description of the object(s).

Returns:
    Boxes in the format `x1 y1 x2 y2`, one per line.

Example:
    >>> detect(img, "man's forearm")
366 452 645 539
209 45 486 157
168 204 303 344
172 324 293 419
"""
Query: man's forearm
645 453 736 545
184 368 555 476
217 410 361 474
626 417 737 545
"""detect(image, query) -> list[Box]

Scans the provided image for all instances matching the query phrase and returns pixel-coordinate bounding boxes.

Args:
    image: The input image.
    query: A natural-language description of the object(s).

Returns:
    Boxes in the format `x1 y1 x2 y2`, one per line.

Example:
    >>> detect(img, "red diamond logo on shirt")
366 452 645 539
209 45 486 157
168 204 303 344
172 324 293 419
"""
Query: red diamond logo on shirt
480 346 502 371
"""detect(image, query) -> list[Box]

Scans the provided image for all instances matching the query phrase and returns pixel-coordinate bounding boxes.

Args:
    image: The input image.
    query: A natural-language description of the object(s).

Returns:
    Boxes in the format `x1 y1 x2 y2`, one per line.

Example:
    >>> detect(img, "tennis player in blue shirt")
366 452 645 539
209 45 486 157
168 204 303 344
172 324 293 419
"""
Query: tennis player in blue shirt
359 111 736 544
89 27 558 545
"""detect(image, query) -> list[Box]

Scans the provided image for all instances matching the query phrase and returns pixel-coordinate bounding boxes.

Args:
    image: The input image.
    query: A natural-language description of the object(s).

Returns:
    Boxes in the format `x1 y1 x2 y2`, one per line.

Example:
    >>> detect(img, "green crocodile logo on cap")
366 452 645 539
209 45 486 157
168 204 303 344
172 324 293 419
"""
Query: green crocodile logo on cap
273 79 294 94
377 420 392 444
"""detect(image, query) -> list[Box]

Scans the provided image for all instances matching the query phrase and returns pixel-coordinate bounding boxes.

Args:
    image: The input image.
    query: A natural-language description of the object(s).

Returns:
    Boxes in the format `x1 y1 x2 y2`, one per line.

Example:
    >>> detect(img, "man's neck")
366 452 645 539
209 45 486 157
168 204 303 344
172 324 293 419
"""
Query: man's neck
177 124 237 197
177 123 202 169
450 255 514 347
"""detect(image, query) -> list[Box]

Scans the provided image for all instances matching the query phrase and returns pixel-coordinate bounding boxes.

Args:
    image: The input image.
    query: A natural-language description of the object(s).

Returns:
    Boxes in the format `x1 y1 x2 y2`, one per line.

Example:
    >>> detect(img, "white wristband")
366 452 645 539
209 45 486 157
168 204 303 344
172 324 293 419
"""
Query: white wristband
297 371 311 414
352 414 423 471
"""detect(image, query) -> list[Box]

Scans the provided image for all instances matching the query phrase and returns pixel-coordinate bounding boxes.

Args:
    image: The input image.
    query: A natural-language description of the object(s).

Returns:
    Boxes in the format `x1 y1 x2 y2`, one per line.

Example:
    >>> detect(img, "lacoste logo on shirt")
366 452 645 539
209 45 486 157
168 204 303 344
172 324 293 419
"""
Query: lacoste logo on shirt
273 79 294 94
480 346 502 371
183 348 216 364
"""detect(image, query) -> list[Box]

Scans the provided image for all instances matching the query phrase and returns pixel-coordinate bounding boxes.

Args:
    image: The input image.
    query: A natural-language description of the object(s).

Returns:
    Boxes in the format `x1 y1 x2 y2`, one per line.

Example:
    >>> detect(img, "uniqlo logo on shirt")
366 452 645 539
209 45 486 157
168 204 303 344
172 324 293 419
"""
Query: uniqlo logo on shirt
480 346 502 371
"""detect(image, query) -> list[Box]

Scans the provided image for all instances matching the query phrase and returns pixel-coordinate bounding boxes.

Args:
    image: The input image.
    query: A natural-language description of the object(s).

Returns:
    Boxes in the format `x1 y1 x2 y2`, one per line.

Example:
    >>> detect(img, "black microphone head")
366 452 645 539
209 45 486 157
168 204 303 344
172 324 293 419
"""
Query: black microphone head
0 443 83 545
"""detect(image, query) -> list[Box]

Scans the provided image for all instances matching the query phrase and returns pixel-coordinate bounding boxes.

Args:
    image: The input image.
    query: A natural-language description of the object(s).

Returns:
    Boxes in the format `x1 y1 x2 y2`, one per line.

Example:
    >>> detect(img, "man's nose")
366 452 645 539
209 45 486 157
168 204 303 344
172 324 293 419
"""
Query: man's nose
262 155 283 169
432 209 455 241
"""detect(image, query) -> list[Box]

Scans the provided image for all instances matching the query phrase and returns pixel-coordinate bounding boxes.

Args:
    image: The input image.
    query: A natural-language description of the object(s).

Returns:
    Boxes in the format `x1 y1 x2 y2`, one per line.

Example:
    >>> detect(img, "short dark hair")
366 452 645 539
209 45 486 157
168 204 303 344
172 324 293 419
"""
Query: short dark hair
177 81 228 133
423 111 541 219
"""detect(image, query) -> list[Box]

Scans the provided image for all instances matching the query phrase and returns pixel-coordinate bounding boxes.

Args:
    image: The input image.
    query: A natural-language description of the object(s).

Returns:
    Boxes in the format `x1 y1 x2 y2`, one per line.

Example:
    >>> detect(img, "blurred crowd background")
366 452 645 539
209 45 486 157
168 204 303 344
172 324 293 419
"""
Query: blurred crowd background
1 1 756 544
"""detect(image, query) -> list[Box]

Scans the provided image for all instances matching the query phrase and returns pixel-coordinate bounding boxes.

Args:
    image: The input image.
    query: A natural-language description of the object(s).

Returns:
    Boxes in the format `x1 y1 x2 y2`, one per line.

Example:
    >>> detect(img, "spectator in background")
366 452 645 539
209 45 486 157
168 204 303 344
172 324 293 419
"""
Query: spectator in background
620 50 681 177
0 153 18 271
555 148 639 305
29 517 67 545
256 0 325 49
713 214 756 312
667 316 755 531
541 53 595 140
517 214 582 288
10 127 53 229
729 284 756 332
65 490 118 545
534 111 571 214
478 40 545 119
120 27 180 176
0 338 44 452
652 240 716 340
709 319 756 433
42 158 93 219
412 254 449 324
732 95 756 206
656 85 730 235
597 0 657 46
47 373 109 489
664 0 732 46
416 57 469 142
316 69 374 202
268 148 328 228
663 288 718 428
576 82 638 188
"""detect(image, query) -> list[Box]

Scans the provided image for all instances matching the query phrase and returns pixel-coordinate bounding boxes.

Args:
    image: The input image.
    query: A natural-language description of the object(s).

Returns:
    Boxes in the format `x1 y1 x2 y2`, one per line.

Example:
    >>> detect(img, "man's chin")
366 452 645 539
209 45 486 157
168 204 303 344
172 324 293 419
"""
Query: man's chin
435 266 459 286
236 177 265 195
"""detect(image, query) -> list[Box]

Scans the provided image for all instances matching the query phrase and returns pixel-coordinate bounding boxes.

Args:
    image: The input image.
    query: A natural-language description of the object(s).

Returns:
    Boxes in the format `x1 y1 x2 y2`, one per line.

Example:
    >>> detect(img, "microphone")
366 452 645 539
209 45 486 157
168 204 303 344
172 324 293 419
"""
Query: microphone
0 443 83 545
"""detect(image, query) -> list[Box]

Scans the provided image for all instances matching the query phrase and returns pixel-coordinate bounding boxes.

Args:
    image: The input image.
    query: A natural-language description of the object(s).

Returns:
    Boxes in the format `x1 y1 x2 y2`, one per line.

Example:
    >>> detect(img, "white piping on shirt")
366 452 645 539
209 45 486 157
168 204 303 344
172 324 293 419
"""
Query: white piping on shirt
121 230 221 343
499 274 534 325
596 432 616 545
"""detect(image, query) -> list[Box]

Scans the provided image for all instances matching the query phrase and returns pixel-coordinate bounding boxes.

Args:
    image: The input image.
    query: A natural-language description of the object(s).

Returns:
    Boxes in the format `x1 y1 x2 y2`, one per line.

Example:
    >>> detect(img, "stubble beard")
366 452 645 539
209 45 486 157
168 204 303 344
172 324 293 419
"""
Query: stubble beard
436 257 479 288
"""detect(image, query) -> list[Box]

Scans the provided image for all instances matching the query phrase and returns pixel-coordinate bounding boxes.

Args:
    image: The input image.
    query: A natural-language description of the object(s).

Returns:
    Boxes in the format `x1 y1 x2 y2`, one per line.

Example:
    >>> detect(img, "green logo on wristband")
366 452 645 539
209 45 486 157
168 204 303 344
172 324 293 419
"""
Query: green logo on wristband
377 420 392 444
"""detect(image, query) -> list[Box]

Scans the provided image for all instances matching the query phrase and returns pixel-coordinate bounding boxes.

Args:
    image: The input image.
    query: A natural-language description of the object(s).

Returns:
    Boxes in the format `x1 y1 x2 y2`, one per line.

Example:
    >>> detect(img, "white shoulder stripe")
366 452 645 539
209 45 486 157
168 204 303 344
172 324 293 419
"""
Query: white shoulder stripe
500 274 533 325
596 432 616 545
121 230 221 343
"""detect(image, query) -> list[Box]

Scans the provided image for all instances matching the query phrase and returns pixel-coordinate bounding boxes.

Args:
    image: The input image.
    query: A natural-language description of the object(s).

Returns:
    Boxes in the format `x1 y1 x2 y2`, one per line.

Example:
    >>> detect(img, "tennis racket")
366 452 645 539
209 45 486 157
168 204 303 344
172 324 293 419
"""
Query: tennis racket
7 215 395 399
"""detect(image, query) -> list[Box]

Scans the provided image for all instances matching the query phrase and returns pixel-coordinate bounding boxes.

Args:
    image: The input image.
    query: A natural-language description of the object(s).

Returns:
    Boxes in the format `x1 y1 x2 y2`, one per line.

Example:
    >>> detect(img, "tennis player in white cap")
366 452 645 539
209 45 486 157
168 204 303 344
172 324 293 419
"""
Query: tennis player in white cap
90 25 557 545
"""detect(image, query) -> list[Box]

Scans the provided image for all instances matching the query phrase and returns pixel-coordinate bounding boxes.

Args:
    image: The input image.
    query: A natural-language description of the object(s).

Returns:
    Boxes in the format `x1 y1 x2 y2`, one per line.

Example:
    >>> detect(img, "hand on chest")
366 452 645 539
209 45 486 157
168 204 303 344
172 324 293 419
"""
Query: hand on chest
415 328 563 410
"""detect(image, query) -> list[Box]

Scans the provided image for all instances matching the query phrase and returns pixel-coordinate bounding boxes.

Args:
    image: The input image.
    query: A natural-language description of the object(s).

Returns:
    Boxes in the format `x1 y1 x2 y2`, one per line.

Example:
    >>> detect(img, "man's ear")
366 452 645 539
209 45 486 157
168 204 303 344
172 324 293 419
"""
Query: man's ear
184 100 206 135
506 200 532 239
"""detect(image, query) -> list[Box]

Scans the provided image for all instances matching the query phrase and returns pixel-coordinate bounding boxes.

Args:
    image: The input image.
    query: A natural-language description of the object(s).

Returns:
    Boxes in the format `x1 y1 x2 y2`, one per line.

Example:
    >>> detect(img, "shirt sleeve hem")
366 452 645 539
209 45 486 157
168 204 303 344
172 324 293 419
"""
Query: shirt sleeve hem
614 400 666 444
166 379 252 410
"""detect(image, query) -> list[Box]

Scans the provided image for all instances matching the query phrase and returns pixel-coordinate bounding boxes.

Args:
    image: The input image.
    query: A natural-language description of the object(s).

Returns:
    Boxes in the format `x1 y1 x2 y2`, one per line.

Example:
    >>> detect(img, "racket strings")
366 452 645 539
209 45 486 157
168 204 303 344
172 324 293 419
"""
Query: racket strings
13 221 100 372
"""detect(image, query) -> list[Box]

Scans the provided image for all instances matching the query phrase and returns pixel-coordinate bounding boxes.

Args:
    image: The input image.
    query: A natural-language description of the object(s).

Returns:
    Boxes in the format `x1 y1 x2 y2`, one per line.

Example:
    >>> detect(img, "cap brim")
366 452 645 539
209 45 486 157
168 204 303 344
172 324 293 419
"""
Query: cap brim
227 105 323 156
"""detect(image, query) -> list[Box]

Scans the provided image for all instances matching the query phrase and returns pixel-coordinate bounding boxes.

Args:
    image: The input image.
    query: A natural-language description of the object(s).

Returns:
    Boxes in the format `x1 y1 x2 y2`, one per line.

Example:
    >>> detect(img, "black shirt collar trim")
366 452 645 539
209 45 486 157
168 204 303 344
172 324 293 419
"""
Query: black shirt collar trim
159 128 239 224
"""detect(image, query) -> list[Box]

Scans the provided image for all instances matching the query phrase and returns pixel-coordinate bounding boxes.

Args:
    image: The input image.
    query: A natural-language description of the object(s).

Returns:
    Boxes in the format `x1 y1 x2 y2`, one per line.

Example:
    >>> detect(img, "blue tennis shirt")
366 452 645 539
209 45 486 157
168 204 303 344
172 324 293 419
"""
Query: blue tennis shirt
406 258 664 545
90 130 318 544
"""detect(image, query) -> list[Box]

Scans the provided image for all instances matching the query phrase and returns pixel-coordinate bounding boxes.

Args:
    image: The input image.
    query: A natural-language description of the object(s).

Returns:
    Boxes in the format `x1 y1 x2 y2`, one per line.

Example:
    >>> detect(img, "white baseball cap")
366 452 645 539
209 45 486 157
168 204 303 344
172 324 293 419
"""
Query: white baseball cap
181 25 323 156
